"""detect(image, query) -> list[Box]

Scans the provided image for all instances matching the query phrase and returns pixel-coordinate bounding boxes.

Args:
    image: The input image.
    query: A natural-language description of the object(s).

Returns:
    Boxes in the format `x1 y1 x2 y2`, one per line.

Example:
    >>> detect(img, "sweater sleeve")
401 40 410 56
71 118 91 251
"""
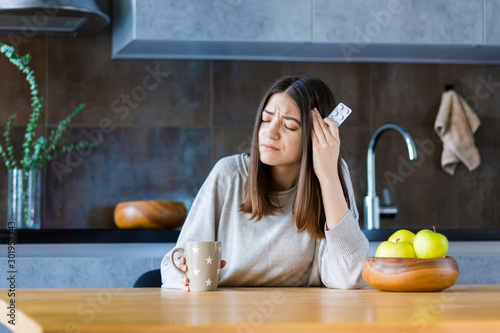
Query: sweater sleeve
160 157 234 289
318 160 370 289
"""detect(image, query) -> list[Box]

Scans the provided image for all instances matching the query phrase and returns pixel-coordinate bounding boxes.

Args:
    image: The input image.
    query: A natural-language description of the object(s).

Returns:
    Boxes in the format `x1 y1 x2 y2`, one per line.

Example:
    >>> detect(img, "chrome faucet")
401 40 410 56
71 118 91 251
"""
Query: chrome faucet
364 123 418 230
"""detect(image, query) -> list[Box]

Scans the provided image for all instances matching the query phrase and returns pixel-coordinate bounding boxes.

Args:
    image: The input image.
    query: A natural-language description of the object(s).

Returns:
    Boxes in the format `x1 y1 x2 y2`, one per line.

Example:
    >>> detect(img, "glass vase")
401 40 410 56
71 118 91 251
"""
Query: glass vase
7 168 42 229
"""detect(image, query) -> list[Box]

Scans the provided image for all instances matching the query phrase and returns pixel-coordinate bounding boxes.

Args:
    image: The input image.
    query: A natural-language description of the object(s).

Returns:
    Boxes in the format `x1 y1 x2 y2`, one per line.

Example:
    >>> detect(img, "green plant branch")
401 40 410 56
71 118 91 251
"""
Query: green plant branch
0 44 43 169
0 43 98 170
0 144 8 169
30 136 48 170
47 103 86 153
44 141 100 165
21 66 43 169
3 114 17 168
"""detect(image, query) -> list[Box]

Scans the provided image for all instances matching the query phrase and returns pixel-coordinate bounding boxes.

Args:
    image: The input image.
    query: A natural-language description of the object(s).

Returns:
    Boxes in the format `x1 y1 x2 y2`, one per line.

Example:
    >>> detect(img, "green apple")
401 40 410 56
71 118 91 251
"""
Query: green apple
375 239 416 258
413 227 449 259
388 229 416 244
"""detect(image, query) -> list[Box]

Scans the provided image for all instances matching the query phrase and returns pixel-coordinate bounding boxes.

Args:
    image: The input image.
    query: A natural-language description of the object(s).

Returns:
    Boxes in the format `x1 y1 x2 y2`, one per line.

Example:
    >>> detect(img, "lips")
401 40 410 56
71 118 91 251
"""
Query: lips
260 143 279 151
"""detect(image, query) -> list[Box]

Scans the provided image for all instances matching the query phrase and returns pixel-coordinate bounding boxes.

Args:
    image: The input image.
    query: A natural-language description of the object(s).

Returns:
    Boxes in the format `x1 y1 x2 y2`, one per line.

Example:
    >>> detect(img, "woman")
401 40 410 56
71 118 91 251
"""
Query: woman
161 75 369 291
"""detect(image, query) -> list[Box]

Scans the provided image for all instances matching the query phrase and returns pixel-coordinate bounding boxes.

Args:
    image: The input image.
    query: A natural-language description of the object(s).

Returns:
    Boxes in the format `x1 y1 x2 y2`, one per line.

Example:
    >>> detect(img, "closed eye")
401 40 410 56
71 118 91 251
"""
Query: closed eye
262 109 299 131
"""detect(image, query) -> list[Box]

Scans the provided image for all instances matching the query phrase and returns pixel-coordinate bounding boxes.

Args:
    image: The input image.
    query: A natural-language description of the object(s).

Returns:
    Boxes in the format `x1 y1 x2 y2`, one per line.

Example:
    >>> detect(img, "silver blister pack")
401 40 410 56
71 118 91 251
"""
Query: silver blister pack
327 103 352 126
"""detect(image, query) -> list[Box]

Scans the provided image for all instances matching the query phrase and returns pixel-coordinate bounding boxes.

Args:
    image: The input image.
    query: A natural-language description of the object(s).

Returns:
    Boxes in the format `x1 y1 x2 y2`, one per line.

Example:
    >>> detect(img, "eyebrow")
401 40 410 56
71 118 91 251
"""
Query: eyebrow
263 109 301 125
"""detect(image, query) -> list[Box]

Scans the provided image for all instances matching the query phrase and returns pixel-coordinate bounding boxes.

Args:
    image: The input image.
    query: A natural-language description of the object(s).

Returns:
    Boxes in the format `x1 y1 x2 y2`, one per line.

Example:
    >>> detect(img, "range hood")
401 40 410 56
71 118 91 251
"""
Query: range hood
0 0 109 36
112 0 500 64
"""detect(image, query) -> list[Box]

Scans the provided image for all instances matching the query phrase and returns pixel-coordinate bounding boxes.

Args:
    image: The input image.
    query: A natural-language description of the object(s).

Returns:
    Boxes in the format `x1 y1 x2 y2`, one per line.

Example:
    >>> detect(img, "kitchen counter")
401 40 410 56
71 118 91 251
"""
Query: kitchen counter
1 285 500 332
2 228 499 289
1 241 499 288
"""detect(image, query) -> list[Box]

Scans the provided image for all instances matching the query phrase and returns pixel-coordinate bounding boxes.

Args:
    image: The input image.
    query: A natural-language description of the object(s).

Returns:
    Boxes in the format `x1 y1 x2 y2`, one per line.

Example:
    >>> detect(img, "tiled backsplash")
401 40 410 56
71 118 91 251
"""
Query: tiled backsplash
0 28 499 229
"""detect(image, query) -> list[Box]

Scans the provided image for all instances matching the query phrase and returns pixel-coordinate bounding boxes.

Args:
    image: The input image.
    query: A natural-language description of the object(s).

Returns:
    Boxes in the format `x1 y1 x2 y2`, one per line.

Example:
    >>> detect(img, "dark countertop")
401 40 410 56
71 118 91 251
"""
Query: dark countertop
2 228 500 244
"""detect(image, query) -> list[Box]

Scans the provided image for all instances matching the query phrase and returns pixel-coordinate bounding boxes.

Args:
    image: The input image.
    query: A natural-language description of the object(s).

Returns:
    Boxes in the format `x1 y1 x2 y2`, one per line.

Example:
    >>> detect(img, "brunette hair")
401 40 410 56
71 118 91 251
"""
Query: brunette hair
239 75 351 239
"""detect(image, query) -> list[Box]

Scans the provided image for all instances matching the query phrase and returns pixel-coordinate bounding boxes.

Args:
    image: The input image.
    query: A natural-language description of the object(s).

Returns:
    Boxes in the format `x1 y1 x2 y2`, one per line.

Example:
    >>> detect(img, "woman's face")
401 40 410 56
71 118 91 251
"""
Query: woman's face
258 92 303 171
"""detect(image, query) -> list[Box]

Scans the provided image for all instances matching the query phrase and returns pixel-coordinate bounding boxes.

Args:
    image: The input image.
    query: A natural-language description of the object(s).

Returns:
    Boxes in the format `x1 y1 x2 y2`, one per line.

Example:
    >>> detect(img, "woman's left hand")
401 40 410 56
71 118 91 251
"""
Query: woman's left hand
311 108 340 183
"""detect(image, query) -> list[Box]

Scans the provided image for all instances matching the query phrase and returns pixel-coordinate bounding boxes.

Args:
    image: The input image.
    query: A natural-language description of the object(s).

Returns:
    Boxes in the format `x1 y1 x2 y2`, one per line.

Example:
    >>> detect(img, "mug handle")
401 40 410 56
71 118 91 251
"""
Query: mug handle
170 247 186 277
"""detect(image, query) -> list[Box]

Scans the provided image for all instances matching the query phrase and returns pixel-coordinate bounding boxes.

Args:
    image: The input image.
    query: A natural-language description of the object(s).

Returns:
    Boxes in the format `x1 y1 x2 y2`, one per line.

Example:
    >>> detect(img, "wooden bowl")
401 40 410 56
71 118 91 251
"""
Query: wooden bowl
362 257 459 292
114 201 187 229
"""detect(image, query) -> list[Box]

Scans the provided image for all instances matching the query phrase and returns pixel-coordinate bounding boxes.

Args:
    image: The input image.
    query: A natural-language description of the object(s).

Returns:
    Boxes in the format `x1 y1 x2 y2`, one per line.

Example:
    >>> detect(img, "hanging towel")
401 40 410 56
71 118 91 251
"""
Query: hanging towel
434 90 481 175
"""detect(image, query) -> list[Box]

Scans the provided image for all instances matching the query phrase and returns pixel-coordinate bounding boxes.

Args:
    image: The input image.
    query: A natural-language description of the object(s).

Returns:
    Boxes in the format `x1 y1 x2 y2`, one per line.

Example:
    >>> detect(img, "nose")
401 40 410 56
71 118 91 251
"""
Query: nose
265 117 280 139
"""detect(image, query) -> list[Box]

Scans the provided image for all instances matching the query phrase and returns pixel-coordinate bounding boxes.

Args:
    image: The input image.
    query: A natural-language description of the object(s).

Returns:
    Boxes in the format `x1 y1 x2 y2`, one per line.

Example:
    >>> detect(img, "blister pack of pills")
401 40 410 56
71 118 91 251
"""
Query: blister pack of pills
327 103 352 126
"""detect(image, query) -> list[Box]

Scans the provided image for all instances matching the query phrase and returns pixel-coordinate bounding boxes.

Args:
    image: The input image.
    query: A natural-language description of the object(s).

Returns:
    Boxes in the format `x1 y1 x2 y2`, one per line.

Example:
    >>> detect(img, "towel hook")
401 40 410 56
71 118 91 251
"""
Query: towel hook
444 84 455 91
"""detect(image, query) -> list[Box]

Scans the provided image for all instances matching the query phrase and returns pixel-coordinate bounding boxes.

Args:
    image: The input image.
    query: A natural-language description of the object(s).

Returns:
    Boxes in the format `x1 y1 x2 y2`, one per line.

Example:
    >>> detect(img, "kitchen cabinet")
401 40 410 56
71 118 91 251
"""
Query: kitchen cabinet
112 0 500 63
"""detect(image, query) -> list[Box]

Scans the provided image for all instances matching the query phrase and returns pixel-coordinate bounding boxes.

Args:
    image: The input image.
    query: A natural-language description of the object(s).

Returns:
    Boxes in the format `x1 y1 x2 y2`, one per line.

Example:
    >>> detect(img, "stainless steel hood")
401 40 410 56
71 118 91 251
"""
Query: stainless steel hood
0 0 110 36
112 0 500 64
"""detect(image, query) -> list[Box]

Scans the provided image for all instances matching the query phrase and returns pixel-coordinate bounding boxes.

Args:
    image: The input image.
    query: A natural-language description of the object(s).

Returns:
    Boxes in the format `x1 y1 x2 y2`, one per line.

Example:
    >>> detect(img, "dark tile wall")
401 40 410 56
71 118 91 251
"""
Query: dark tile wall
1 29 499 230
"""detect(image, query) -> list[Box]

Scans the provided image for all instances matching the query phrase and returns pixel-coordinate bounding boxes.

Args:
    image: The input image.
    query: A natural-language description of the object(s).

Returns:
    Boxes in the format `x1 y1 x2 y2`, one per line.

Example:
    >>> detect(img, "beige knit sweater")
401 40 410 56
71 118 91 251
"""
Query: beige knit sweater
161 154 369 289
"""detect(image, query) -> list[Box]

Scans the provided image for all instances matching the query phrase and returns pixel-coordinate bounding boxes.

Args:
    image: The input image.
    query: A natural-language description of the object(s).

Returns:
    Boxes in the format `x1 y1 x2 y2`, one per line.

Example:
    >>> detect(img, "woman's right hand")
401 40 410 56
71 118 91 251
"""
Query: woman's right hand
178 257 227 292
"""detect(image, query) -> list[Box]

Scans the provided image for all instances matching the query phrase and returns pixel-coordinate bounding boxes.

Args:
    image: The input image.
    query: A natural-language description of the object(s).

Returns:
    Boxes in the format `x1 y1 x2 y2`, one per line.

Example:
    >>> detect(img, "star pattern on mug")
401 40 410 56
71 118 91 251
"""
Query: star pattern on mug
205 278 212 287
206 256 213 264
192 245 199 254
217 268 220 275
193 268 200 276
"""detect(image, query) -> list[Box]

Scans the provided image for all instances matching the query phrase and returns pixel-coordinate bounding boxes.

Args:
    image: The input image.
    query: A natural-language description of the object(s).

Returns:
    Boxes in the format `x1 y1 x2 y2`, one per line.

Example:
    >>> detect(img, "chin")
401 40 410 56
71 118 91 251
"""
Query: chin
259 156 274 166
259 151 279 166
260 155 298 169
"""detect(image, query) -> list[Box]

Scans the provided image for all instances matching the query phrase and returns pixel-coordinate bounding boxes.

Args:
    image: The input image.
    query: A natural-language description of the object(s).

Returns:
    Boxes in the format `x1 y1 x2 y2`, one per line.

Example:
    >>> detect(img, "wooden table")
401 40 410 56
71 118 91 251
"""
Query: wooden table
1 285 500 332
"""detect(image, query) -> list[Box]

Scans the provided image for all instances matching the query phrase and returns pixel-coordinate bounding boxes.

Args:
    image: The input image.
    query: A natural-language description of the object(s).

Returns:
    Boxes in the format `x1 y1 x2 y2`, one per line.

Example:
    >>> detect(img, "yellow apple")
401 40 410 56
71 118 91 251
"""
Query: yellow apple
388 229 416 244
413 227 448 259
375 239 416 258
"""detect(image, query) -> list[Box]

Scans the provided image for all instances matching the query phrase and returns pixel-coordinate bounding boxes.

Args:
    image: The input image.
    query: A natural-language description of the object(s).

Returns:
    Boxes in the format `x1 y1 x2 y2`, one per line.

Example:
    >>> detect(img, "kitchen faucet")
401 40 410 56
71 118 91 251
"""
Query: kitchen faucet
364 123 418 230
